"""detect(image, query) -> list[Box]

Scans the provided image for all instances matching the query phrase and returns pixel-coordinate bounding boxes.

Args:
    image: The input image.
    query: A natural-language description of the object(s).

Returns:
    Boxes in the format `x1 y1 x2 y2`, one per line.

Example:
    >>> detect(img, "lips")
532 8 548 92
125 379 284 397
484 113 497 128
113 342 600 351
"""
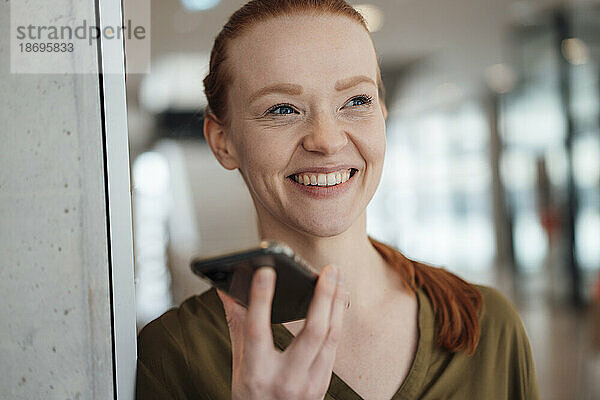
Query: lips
287 168 357 186
287 164 360 176
286 167 359 199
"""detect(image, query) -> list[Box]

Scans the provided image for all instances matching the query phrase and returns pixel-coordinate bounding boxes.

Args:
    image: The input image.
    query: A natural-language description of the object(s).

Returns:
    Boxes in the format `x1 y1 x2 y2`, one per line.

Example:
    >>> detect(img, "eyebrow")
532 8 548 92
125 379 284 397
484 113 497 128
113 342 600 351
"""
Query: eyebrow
248 75 376 104
334 75 377 91
248 83 303 104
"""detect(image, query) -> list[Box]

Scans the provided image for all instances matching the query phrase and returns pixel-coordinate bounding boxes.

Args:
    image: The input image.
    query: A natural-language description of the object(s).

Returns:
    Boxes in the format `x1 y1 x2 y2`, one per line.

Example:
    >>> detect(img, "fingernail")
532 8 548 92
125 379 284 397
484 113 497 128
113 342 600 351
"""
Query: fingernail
257 268 273 287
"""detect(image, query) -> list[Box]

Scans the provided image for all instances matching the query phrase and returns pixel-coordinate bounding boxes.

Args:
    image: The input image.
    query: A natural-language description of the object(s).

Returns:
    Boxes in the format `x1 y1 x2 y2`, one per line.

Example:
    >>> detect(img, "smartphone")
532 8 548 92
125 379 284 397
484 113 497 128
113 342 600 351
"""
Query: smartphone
191 241 319 324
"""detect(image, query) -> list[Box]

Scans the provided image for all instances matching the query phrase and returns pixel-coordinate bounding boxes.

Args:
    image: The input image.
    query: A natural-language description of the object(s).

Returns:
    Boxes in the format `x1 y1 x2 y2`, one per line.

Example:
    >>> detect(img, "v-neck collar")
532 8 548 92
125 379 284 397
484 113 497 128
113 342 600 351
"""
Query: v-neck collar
271 288 433 400
270 239 435 400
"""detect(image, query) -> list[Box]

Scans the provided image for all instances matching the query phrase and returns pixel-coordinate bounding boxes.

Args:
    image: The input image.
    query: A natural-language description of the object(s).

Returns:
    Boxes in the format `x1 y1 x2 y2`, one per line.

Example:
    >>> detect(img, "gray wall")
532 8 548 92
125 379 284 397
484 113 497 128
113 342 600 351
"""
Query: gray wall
0 1 116 398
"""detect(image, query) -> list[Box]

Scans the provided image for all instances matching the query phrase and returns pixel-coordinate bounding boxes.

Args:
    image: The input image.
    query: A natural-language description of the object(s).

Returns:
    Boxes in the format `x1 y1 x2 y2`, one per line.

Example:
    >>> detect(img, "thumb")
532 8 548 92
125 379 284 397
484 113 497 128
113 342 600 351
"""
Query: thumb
216 289 247 366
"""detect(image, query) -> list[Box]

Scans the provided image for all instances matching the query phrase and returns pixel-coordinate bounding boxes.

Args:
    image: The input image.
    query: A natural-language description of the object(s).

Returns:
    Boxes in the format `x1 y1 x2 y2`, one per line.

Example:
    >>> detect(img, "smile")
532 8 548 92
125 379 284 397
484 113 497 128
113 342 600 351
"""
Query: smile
287 168 358 187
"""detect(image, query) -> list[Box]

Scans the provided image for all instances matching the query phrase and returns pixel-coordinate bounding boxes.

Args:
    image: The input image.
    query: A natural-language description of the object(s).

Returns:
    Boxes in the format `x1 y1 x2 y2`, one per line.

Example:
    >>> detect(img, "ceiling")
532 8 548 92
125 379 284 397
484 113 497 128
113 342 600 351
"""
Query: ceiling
123 0 598 114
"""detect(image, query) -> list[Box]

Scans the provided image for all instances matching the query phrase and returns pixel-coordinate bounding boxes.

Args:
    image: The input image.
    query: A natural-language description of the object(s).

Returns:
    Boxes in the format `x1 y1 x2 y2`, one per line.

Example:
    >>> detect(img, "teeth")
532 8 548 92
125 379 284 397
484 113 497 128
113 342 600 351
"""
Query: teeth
326 173 336 186
292 169 354 187
341 170 349 183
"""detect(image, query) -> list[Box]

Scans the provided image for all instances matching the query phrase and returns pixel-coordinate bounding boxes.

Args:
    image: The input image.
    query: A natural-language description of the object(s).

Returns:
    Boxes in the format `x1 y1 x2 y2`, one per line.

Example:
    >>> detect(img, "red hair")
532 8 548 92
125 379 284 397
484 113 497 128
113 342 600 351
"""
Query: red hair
204 0 483 355
370 237 482 355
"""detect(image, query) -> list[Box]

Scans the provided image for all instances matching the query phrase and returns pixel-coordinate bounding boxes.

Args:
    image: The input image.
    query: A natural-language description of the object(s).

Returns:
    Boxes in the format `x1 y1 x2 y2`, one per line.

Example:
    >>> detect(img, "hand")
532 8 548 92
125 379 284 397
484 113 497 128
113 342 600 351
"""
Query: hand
217 264 348 400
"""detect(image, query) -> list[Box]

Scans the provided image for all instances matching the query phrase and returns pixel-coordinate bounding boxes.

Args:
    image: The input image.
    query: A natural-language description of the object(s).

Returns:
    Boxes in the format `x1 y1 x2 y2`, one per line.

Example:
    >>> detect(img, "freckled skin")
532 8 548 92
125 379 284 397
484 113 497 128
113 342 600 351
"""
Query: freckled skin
203 13 399 322
222 14 386 238
199 15 427 399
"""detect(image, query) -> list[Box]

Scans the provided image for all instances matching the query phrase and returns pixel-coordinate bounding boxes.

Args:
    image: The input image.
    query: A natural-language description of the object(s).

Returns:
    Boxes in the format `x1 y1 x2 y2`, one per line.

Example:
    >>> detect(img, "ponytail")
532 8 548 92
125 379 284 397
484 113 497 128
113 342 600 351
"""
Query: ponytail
369 237 483 355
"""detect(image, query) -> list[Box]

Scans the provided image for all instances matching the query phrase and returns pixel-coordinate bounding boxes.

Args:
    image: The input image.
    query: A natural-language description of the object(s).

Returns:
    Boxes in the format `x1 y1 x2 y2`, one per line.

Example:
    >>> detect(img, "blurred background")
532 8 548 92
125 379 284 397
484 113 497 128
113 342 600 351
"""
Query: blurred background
124 0 600 398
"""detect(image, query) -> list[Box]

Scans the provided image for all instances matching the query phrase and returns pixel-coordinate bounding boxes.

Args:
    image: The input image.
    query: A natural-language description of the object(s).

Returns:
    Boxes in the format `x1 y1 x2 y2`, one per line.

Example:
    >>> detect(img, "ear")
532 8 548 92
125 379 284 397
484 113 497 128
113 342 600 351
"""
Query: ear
203 114 239 170
380 99 388 121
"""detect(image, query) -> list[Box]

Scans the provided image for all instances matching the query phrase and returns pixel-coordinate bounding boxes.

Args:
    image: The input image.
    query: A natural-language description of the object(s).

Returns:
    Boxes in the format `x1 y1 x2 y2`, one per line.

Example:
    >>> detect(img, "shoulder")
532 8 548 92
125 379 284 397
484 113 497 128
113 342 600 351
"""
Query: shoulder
136 288 230 398
474 285 525 335
137 287 227 356
471 285 540 398
476 285 517 315
473 284 533 352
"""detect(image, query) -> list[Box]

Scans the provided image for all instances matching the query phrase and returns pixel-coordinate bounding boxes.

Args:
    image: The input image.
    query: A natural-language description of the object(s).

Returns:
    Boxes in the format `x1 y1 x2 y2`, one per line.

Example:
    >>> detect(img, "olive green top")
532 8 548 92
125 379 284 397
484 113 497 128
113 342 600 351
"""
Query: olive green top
136 257 539 400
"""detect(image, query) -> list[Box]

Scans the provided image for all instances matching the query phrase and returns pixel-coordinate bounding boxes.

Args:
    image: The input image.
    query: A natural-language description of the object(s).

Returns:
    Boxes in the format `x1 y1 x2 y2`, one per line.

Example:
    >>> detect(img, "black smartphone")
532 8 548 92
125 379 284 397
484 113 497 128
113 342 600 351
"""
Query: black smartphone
191 241 319 324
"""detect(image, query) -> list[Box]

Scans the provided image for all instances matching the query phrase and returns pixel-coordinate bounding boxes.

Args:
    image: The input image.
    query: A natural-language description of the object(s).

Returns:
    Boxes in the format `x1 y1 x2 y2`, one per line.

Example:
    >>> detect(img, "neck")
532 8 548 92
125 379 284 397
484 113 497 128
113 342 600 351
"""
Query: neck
254 206 403 314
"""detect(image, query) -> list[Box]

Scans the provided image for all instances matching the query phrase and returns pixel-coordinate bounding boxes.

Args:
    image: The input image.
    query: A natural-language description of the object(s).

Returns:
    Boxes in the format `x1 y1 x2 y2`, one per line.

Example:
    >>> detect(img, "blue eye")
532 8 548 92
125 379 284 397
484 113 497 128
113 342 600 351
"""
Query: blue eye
268 104 297 115
345 95 373 108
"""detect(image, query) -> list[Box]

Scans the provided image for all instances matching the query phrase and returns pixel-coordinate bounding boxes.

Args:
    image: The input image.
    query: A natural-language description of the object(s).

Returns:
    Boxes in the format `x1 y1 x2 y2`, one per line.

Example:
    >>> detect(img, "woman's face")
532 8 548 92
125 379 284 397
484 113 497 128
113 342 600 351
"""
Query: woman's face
223 13 386 237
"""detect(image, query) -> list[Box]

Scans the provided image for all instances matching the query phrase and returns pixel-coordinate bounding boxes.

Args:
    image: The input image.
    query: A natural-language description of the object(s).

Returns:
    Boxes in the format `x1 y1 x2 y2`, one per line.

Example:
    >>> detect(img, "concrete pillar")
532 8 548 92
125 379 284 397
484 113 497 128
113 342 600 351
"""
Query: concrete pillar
0 0 135 398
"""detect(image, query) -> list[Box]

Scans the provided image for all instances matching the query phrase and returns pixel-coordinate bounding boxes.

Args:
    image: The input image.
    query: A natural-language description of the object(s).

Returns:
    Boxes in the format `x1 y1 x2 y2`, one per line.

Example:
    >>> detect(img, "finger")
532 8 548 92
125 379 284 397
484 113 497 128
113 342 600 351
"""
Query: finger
308 271 349 386
243 266 276 368
216 289 247 366
283 265 338 372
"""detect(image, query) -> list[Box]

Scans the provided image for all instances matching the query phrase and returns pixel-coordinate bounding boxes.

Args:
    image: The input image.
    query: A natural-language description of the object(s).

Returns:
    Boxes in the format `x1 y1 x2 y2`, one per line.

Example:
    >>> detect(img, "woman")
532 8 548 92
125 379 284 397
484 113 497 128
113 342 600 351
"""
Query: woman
136 1 539 399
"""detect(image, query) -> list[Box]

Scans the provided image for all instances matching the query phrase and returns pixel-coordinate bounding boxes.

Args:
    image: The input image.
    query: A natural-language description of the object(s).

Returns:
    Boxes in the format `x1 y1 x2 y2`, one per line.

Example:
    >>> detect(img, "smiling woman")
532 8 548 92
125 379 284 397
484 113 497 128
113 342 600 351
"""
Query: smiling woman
136 1 539 399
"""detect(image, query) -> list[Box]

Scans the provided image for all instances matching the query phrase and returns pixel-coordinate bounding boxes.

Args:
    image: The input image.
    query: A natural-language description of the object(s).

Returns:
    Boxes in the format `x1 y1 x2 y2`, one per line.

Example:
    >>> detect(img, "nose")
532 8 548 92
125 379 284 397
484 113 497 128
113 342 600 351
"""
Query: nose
301 112 348 155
